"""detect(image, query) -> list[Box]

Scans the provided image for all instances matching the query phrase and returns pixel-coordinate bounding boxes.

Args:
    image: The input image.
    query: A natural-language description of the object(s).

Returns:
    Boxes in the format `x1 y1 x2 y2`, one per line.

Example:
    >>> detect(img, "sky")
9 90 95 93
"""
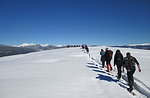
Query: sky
0 0 150 46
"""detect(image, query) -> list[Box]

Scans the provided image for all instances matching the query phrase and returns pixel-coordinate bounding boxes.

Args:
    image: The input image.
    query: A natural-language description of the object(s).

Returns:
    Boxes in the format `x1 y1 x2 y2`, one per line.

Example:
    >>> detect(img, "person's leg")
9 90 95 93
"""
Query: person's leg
127 69 135 92
117 65 121 79
109 59 112 71
130 69 136 90
106 60 109 71
127 71 132 88
101 56 105 68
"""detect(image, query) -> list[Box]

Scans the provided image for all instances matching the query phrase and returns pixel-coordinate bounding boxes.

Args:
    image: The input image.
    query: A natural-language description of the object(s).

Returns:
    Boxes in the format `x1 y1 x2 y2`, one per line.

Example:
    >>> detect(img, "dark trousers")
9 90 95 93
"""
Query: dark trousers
106 59 112 71
116 65 122 79
106 59 111 65
127 69 136 89
102 60 105 67
101 56 105 67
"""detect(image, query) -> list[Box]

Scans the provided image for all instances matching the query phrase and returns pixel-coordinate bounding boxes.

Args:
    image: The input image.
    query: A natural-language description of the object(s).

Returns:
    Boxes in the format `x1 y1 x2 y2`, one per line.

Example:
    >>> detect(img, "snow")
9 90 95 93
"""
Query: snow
0 46 150 98
40 44 49 47
17 43 37 47
128 43 150 46
16 43 63 48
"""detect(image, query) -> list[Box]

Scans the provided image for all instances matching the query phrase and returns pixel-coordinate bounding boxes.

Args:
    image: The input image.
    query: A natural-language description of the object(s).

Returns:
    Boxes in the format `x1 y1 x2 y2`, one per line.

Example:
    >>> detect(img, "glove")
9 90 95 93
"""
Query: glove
139 68 141 72
137 65 141 72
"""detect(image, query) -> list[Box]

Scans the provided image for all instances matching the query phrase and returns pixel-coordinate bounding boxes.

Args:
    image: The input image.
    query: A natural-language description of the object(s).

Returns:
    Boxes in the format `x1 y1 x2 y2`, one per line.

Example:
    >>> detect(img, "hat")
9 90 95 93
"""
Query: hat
126 52 131 56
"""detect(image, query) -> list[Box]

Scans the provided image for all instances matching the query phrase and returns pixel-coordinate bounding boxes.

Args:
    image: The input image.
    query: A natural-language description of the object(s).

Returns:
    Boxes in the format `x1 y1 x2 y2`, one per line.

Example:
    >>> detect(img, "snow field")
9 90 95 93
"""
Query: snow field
0 47 149 98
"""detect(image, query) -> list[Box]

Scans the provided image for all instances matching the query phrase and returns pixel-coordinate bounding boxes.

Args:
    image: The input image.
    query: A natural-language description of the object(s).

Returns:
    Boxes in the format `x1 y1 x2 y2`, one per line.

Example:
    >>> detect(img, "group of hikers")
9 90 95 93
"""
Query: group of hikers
81 45 141 92
100 48 141 92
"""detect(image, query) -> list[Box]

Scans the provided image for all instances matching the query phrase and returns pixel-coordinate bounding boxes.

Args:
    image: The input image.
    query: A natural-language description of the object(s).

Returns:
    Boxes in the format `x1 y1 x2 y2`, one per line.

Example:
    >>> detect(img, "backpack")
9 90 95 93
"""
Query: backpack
100 51 105 56
107 50 113 57
124 56 135 69
128 56 135 66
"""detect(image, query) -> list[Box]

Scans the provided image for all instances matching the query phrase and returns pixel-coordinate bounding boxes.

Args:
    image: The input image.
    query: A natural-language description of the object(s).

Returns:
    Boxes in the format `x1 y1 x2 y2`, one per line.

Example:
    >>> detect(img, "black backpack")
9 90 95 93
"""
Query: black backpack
128 56 135 66
107 50 113 57
124 56 135 69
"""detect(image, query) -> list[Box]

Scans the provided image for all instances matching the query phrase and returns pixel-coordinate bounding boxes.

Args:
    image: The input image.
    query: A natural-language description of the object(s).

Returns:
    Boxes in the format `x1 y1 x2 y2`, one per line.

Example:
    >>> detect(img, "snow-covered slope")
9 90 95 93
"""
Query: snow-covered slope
89 46 150 97
0 47 149 98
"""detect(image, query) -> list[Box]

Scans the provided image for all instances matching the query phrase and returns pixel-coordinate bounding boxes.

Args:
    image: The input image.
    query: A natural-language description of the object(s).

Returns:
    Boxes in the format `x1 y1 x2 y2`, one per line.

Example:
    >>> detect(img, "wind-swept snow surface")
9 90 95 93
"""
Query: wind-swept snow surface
0 47 149 98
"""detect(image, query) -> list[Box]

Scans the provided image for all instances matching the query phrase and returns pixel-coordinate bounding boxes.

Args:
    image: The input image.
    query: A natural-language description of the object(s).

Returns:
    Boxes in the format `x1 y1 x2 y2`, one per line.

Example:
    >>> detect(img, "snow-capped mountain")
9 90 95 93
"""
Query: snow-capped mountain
112 43 150 50
128 43 150 46
0 43 64 57
17 43 37 47
16 43 64 51
0 44 35 57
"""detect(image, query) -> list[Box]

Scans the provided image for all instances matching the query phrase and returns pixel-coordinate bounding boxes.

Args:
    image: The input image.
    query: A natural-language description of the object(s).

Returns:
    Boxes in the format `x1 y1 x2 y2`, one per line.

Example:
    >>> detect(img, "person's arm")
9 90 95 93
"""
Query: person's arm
137 65 141 72
134 57 141 72
121 54 124 72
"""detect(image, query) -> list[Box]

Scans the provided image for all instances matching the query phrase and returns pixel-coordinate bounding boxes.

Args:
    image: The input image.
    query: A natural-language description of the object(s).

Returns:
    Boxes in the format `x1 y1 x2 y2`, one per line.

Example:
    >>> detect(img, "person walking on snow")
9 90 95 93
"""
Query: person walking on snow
114 50 124 80
100 49 105 68
123 52 141 92
85 45 89 53
105 48 113 72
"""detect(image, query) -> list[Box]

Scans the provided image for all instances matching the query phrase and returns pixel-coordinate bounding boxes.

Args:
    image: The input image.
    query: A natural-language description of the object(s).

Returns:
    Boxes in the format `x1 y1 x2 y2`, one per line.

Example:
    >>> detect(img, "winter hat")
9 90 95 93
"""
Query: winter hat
126 52 131 56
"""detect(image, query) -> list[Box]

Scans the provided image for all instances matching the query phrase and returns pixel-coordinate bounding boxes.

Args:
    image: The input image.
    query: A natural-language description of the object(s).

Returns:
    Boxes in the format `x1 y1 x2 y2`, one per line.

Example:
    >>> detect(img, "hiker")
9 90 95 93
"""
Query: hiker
114 50 123 80
82 44 84 49
85 45 89 53
105 48 113 72
100 49 105 68
123 52 141 92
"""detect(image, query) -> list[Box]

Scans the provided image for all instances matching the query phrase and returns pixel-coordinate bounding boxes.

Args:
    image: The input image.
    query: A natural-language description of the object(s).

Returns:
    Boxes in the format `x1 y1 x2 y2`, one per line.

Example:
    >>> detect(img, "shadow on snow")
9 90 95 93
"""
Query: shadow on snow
87 62 128 90
96 74 118 82
87 56 150 97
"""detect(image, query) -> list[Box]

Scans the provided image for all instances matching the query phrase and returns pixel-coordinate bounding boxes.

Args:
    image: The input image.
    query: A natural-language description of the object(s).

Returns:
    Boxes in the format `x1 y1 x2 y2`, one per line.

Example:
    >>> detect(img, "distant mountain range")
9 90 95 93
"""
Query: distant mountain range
112 43 150 50
0 43 65 57
1 43 149 57
15 43 63 51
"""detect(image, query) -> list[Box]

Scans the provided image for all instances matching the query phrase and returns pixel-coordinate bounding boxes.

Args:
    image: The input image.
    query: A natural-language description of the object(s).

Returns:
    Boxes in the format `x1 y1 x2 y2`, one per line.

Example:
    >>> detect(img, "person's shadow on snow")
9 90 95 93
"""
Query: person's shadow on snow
96 74 118 82
96 73 127 89
86 62 127 89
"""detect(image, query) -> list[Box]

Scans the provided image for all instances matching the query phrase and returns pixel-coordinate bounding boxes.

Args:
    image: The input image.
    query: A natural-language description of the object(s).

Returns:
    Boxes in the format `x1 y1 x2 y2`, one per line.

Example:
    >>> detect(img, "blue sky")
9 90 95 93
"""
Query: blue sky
0 0 150 46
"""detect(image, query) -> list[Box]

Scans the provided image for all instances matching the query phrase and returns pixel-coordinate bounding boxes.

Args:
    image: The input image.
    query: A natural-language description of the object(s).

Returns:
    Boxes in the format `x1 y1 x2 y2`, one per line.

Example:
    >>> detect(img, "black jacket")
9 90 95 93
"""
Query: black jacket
123 56 139 70
114 53 123 66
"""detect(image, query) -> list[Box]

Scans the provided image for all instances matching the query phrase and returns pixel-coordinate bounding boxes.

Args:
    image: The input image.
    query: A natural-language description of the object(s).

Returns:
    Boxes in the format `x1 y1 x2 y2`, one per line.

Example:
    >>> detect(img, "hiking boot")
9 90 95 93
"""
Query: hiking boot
127 87 133 92
116 76 120 80
106 70 109 72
